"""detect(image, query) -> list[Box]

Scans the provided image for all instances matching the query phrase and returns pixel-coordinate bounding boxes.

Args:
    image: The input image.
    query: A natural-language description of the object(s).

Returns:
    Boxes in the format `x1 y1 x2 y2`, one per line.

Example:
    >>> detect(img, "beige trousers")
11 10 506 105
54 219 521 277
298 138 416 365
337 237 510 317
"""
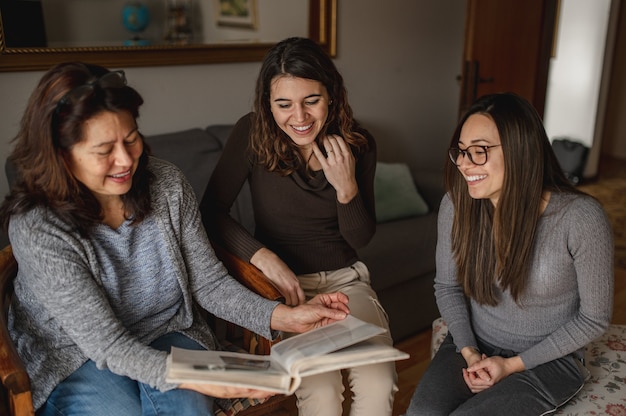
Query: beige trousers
291 261 398 416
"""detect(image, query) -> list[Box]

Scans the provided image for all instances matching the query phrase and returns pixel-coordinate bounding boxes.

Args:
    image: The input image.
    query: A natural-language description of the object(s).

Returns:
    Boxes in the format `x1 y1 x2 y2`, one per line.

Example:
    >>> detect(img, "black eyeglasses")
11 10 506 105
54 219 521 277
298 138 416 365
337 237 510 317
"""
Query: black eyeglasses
448 145 501 166
54 70 127 116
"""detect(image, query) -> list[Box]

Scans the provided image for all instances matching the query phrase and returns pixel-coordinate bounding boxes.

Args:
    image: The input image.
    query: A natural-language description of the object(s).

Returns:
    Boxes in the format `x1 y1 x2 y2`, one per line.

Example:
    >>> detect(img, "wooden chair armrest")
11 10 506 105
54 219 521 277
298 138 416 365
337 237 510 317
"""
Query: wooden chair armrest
209 242 295 413
0 245 35 415
210 241 284 355
0 318 32 395
210 242 284 304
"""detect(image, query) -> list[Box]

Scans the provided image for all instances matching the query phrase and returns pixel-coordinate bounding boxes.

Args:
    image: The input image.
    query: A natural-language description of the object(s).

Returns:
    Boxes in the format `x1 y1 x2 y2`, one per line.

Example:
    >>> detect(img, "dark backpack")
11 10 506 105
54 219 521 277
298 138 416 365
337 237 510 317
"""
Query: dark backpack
551 138 589 185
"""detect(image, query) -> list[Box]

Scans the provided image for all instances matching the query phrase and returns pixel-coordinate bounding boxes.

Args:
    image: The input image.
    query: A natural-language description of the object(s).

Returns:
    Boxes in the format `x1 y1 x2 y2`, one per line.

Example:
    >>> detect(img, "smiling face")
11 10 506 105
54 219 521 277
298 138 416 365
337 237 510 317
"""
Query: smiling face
457 113 505 206
67 110 143 205
269 75 330 151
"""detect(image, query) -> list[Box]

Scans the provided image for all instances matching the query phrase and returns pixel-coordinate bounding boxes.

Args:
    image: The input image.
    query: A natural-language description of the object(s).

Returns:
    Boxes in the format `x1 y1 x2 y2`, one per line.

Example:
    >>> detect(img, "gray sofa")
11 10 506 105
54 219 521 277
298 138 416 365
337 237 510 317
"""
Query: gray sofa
3 124 443 342
145 124 444 342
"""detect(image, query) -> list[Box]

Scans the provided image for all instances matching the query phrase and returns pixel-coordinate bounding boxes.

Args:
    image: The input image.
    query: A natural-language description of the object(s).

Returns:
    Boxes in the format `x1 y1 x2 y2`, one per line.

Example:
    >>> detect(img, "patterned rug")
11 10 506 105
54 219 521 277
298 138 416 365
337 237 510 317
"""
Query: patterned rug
579 156 626 270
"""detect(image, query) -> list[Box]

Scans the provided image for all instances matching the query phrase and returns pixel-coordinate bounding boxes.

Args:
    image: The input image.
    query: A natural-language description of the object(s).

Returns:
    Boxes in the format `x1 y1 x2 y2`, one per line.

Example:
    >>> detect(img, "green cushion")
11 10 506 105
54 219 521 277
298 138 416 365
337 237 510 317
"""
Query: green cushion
374 162 429 223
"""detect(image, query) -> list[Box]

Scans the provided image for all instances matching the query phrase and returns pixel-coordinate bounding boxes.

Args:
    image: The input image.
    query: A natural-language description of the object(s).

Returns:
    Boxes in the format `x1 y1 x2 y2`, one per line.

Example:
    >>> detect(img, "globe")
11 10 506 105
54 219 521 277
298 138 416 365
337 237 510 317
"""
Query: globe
122 3 150 33
122 2 151 45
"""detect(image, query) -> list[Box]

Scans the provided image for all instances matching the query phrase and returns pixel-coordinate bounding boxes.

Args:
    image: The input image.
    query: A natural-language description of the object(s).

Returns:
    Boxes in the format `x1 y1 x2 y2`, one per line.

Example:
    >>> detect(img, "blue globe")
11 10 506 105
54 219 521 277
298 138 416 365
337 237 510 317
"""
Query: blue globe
122 3 151 34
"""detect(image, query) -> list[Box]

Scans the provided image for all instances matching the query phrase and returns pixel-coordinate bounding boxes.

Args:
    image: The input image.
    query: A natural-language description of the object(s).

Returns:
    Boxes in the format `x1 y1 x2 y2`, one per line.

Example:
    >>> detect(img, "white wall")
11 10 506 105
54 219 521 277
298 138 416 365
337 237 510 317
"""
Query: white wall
0 0 466 246
543 0 613 176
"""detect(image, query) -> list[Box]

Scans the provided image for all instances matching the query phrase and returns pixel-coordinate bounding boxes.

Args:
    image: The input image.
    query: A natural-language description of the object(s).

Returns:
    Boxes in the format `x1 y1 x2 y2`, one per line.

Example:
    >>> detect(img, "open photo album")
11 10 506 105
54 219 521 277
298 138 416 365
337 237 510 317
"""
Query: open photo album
166 315 409 394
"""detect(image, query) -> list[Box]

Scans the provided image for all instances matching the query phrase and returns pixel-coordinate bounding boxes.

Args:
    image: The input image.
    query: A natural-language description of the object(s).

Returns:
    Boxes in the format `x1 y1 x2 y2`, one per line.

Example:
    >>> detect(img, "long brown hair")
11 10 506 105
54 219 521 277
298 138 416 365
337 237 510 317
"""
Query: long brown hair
251 36 369 175
444 93 580 305
0 62 152 236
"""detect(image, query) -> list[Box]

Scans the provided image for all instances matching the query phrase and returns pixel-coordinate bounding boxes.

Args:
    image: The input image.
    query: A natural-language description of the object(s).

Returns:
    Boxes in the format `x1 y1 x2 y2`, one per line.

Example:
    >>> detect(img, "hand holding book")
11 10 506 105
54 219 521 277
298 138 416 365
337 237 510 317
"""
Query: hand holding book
178 381 278 399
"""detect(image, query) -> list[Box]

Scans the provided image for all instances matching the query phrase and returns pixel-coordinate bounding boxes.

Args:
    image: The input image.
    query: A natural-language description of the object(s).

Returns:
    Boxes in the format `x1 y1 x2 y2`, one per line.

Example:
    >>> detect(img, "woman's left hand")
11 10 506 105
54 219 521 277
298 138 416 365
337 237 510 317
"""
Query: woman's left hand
312 135 358 204
463 355 525 393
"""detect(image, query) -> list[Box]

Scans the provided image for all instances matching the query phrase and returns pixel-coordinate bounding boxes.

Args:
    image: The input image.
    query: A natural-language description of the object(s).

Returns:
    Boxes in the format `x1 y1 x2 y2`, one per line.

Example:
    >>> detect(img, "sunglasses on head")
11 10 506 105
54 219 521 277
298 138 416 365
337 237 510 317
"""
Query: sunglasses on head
54 70 127 116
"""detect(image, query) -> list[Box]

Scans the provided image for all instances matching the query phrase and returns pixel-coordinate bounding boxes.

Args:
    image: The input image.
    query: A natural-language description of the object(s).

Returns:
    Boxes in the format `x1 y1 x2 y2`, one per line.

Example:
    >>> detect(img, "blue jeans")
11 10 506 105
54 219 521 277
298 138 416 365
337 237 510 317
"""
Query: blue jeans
406 333 586 416
37 333 215 416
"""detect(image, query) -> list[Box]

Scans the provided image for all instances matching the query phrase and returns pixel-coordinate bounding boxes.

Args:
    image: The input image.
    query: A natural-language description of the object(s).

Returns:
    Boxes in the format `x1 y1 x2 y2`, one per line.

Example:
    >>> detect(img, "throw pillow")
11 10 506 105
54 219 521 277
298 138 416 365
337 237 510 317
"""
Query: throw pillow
374 162 429 223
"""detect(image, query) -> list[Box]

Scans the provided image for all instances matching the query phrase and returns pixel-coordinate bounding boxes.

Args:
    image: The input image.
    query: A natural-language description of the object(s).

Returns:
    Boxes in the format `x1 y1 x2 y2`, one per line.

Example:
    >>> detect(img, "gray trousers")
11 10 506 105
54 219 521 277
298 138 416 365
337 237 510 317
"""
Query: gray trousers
405 333 587 416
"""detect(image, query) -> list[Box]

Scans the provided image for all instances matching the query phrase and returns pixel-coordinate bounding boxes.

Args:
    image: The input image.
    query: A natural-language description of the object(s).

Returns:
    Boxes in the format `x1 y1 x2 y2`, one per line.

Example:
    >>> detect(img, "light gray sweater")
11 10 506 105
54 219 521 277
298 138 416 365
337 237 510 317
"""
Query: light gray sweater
8 157 280 409
435 192 614 370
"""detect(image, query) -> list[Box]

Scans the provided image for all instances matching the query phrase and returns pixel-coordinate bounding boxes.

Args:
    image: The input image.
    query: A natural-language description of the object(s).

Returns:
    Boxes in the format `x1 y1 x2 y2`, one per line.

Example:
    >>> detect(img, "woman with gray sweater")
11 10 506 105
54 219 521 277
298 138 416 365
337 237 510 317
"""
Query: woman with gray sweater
406 93 614 415
0 62 349 416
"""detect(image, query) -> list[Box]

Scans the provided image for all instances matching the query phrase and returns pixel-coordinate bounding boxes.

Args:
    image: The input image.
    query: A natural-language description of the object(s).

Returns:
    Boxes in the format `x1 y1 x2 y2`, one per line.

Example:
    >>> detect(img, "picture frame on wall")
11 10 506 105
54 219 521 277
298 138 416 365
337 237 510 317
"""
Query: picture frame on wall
216 0 257 29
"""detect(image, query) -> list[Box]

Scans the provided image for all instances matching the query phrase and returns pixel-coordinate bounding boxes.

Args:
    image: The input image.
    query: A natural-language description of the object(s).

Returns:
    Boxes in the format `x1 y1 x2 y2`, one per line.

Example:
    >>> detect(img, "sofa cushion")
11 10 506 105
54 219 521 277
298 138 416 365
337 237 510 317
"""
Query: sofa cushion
358 211 437 292
375 162 429 223
144 128 222 200
206 124 237 148
204 125 256 234
411 169 445 211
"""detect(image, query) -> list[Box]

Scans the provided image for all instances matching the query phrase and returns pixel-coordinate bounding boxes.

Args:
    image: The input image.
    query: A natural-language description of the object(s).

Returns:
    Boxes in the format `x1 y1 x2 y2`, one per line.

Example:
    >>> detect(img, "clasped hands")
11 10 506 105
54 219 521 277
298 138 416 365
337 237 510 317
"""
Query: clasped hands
461 347 525 393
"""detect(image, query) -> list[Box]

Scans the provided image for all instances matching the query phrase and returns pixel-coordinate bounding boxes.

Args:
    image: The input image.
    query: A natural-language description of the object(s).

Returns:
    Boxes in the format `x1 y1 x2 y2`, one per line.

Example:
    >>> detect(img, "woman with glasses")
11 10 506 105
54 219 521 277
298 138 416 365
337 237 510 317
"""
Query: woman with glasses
201 37 397 416
405 92 613 415
0 62 350 416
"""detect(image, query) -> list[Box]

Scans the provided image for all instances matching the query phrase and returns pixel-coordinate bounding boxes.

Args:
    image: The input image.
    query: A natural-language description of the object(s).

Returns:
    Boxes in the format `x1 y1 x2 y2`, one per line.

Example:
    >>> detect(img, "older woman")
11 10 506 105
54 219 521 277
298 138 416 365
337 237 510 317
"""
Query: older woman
0 61 349 416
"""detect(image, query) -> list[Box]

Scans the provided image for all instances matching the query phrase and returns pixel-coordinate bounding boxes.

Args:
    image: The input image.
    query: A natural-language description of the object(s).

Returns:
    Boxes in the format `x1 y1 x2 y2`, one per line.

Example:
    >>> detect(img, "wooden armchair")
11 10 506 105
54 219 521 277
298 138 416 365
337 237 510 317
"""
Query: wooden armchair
0 246 31 416
0 244 293 416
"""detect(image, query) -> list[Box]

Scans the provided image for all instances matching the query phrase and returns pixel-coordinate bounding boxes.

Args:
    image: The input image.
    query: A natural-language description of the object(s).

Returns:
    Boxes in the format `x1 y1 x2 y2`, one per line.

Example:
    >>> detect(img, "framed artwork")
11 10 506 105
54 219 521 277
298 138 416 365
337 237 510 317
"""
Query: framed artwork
216 0 258 29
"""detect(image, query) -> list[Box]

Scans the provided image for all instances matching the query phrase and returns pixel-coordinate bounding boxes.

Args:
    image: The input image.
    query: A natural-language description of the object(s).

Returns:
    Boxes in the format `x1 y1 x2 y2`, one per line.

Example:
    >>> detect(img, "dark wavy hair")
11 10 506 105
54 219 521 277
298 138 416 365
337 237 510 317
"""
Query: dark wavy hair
444 92 581 305
0 62 153 236
251 36 369 175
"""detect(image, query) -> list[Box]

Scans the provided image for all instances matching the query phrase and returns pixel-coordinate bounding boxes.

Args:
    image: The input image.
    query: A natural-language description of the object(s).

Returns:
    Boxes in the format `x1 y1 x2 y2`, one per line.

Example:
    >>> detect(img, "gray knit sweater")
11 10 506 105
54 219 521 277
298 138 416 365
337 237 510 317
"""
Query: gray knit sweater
435 192 614 370
8 157 279 410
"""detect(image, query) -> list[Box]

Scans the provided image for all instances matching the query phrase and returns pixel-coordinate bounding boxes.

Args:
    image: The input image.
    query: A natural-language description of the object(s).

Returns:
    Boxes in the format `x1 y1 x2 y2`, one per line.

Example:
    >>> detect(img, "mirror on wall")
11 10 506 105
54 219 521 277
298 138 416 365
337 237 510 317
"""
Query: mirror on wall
0 0 336 72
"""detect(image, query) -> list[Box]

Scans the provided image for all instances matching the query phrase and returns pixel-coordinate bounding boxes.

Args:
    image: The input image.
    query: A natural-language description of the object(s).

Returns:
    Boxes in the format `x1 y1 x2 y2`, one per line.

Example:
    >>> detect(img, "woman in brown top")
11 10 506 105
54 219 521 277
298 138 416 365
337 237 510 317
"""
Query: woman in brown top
202 37 397 416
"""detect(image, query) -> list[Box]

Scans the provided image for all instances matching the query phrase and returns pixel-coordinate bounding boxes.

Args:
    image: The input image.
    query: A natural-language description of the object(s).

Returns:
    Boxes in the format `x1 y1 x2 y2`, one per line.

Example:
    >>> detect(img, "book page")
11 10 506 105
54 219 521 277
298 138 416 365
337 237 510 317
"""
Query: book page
292 339 409 378
270 315 387 372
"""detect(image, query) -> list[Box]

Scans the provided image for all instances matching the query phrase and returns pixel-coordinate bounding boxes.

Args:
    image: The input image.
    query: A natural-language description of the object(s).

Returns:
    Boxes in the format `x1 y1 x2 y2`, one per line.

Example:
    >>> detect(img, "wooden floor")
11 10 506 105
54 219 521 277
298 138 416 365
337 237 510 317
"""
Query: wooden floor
392 155 626 416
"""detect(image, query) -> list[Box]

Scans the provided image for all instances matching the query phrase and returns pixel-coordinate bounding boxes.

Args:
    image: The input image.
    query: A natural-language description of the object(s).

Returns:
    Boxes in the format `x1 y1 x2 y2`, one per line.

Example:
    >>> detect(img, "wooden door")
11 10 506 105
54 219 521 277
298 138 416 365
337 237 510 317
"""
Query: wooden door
459 0 559 117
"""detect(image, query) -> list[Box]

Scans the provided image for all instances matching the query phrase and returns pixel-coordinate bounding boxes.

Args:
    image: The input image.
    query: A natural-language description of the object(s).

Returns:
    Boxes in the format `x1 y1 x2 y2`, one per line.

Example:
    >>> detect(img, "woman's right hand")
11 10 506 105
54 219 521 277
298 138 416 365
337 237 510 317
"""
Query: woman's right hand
251 247 305 306
179 382 277 399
